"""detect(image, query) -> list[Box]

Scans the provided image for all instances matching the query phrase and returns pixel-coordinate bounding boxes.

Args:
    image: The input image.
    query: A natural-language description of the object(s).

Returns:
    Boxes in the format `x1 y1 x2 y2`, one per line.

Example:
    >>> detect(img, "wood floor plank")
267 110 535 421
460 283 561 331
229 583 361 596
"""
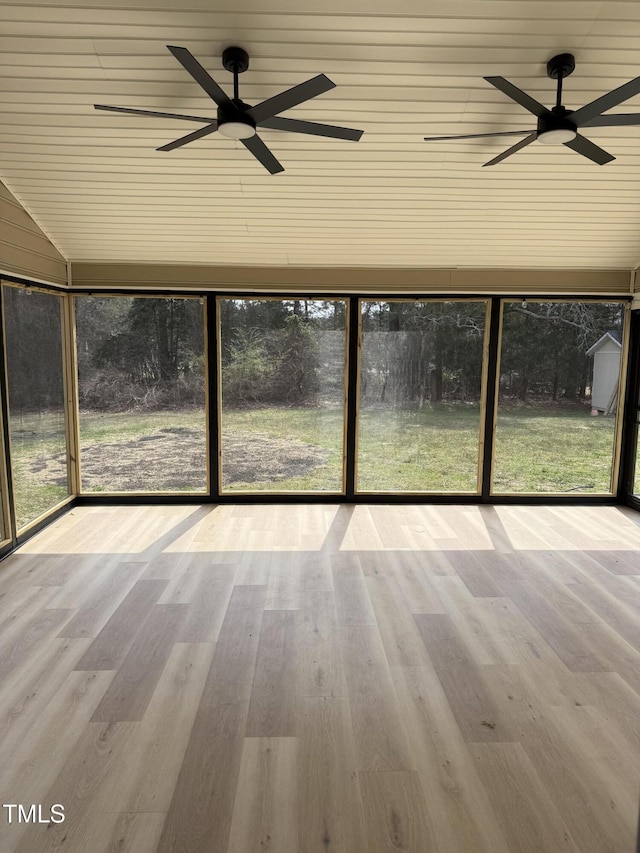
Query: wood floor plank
140 550 188 580
571 615 640 695
105 812 167 853
431 578 511 665
58 561 146 638
414 613 513 742
0 669 115 853
366 575 431 668
0 607 74 682
445 549 504 597
368 505 412 548
298 695 366 852
169 561 237 643
520 709 636 853
299 589 348 698
550 703 640 819
566 580 640 652
208 584 267 683
90 603 187 722
341 625 413 771
300 550 333 592
331 553 376 626
0 637 96 767
470 742 582 853
586 550 640 576
0 577 55 631
390 664 512 853
234 534 273 585
339 505 384 551
227 737 298 853
118 642 214 814
386 551 446 614
245 609 299 737
566 671 640 751
499 579 608 673
358 770 440 853
74 578 168 671
0 504 638 853
473 596 575 671
13 720 139 853
158 555 235 604
156 680 251 853
265 549 303 609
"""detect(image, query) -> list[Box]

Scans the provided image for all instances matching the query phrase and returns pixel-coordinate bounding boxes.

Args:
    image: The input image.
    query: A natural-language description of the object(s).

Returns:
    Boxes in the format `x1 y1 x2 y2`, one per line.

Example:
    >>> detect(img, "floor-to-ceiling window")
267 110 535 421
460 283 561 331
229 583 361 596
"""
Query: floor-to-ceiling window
3 283 70 529
75 295 207 493
357 300 488 492
0 407 9 545
493 300 626 494
631 312 640 500
0 286 635 529
219 298 347 492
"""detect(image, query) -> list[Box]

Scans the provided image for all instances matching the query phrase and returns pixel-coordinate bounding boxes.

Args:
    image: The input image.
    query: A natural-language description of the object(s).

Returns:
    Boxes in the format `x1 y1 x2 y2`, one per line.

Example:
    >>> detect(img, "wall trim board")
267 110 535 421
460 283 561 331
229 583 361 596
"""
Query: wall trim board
70 262 631 296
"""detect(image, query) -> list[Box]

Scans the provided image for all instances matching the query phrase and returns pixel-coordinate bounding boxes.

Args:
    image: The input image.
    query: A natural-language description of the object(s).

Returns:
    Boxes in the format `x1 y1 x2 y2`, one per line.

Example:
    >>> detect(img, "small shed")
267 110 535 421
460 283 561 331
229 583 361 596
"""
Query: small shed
586 330 622 412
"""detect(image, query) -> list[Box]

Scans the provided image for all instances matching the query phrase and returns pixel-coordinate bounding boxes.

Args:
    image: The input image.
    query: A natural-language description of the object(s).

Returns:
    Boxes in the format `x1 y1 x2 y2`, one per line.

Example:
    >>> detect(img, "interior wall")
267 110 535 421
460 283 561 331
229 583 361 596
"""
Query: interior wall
0 181 67 287
71 262 632 296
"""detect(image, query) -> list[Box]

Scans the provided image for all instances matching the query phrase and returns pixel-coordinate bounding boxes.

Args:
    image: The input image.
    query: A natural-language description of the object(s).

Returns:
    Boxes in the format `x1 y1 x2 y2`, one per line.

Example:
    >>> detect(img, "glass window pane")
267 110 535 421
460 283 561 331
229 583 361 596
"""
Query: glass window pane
493 301 625 494
75 296 207 492
635 426 640 497
357 300 487 492
220 299 346 492
3 285 69 528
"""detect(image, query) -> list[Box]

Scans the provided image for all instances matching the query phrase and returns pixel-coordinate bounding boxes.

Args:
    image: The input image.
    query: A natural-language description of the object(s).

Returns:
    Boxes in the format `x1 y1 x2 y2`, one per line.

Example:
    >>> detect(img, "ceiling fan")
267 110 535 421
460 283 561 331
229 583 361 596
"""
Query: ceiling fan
423 53 640 166
95 45 363 174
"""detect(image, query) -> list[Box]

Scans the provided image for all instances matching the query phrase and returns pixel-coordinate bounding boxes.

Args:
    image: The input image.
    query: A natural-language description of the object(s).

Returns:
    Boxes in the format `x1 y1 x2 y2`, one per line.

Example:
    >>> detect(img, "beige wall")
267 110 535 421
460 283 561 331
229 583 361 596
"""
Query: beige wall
71 262 632 296
0 181 67 287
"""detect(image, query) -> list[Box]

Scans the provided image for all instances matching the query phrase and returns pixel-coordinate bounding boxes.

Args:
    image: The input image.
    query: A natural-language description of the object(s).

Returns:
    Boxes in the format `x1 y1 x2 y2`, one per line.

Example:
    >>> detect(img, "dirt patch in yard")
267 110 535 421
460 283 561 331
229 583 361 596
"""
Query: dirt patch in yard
28 427 330 491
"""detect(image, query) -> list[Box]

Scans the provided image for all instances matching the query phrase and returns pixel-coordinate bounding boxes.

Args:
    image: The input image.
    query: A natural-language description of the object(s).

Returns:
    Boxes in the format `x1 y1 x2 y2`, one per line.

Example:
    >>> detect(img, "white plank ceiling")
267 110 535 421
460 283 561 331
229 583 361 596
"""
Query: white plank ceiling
2 0 640 268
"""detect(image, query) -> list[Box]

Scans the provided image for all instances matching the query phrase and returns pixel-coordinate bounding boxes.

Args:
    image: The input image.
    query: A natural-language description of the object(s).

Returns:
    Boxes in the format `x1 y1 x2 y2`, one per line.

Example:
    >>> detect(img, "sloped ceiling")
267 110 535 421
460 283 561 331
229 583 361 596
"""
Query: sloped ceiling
2 0 640 269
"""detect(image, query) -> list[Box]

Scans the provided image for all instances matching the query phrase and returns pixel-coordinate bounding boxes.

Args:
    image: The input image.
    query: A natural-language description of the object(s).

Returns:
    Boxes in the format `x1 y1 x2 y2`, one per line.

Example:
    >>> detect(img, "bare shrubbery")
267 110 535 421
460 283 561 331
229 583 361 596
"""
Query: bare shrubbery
78 366 205 412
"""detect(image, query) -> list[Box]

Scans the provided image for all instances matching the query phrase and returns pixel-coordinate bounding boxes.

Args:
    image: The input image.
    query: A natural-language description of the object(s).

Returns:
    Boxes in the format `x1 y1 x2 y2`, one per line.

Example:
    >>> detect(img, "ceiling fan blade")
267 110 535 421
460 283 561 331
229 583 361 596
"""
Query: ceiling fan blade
571 76 640 126
581 113 640 127
484 77 548 117
563 133 615 165
157 122 219 151
258 115 363 141
482 132 537 166
95 104 213 123
166 45 231 107
248 74 335 124
241 134 284 173
424 130 535 141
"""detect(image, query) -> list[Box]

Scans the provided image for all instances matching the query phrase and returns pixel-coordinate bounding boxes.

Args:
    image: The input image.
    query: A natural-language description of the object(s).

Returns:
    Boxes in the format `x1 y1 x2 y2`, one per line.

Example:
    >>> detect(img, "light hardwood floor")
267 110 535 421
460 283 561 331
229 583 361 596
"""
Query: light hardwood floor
1 503 639 852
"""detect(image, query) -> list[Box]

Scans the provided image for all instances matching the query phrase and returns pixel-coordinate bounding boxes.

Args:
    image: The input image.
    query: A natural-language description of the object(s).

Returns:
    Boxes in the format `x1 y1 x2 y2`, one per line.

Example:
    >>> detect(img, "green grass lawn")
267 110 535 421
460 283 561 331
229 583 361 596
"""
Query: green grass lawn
9 410 68 529
9 403 619 528
493 406 616 493
224 403 617 493
357 405 482 492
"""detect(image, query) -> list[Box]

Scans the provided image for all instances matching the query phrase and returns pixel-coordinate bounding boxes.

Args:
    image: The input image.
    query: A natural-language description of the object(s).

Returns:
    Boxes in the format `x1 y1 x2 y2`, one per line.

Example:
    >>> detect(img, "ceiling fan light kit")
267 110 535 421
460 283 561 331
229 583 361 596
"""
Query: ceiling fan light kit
424 52 640 166
95 44 363 173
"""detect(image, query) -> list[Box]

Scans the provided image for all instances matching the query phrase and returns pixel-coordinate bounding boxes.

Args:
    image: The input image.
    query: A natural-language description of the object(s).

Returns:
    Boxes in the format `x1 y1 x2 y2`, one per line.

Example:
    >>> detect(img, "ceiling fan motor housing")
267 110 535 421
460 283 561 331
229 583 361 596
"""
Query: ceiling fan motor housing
537 109 577 145
217 99 256 139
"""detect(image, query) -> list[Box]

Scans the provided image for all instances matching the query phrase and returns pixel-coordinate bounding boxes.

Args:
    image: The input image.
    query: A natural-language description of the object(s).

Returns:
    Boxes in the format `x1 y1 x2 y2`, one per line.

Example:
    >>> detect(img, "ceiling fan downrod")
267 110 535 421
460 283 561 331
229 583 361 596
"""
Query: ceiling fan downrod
538 53 577 145
218 46 255 139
